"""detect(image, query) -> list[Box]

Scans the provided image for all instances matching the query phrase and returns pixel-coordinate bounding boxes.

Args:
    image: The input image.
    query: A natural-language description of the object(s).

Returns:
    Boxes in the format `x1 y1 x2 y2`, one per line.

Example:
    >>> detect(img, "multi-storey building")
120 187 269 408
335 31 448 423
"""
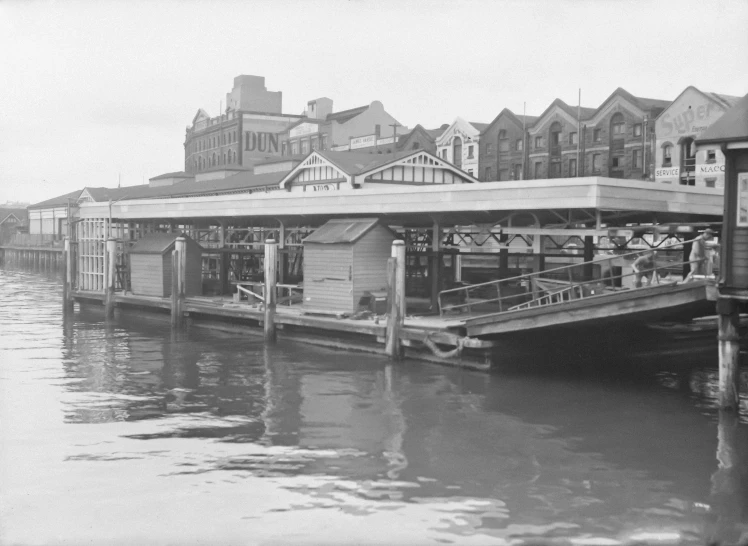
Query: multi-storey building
479 109 537 181
654 86 740 188
526 99 596 180
280 98 408 156
184 75 304 173
582 88 669 180
435 118 489 178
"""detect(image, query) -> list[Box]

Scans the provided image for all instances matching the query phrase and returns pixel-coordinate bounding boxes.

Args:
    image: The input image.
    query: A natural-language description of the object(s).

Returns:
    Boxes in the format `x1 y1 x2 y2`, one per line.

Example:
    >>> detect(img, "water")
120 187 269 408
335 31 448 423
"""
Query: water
1 269 747 546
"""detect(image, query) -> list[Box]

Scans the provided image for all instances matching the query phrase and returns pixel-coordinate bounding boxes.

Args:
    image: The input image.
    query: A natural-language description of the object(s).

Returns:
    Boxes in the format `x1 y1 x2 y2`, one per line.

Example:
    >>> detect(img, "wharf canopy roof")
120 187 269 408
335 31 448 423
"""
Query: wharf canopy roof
696 92 748 145
129 232 199 254
303 218 393 244
278 149 480 189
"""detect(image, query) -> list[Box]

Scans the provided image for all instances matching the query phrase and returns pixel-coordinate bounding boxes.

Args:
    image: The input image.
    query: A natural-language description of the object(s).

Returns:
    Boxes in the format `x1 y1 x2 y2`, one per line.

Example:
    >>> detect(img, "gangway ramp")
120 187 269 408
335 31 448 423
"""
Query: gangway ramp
463 280 714 337
437 244 717 337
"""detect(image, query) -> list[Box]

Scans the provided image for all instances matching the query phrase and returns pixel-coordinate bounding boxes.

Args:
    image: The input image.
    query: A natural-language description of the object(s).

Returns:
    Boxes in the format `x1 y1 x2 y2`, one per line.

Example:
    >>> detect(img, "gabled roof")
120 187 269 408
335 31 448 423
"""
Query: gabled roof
303 218 393 245
192 109 210 125
435 117 486 144
533 98 596 126
130 232 191 255
656 86 742 122
696 92 748 144
469 122 490 132
396 124 446 148
326 105 369 124
28 189 85 209
317 150 415 175
481 108 539 135
0 210 26 225
589 87 671 120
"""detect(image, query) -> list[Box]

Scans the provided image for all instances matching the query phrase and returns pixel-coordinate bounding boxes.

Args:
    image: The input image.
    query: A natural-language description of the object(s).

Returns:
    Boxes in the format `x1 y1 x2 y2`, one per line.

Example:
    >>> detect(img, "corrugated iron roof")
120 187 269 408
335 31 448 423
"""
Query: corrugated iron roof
318 151 414 175
697 92 748 144
303 218 390 244
326 105 369 124
149 171 195 181
28 189 85 209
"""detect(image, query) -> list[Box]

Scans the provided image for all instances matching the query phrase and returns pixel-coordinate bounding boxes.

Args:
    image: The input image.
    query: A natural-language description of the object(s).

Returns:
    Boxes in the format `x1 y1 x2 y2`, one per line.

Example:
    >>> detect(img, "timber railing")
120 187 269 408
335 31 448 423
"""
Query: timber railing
438 238 716 317
234 282 303 306
7 234 63 248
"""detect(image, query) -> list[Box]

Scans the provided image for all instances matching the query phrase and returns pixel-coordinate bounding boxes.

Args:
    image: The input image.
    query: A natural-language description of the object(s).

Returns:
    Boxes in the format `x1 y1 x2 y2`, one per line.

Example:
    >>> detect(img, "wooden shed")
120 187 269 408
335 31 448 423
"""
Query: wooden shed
129 233 203 298
302 218 397 313
696 92 748 297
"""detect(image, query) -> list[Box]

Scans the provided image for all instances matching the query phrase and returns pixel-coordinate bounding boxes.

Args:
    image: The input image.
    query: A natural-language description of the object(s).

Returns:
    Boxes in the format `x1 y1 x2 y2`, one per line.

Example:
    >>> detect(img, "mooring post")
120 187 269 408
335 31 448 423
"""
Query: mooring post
386 240 406 360
430 221 441 312
63 237 74 311
264 238 278 343
583 235 594 280
175 237 187 329
104 238 117 318
717 296 741 411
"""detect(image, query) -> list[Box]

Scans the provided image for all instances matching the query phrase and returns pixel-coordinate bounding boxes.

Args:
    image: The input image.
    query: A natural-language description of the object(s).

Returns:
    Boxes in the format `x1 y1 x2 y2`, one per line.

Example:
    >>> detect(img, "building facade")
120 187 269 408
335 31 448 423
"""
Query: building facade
435 118 489 178
655 86 739 188
479 109 536 182
184 75 303 173
396 124 448 155
280 99 408 156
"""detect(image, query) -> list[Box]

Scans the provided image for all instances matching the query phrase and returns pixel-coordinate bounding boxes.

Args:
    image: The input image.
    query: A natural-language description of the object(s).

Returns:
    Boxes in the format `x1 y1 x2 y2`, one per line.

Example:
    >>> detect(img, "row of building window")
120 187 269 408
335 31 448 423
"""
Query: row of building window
192 130 238 154
282 134 329 155
193 149 238 170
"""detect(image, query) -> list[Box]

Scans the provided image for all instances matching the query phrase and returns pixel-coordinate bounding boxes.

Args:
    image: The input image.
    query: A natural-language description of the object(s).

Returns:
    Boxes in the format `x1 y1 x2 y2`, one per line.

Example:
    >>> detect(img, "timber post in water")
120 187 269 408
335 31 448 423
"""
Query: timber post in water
63 237 74 312
170 237 187 329
386 240 406 360
716 297 741 411
264 238 278 344
104 238 117 319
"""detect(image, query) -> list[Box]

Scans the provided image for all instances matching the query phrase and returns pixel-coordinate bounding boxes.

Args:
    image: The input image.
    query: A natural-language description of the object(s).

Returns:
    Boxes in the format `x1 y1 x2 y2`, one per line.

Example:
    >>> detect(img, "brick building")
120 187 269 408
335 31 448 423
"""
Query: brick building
184 75 303 174
582 88 669 180
396 124 448 154
479 109 537 181
526 99 596 180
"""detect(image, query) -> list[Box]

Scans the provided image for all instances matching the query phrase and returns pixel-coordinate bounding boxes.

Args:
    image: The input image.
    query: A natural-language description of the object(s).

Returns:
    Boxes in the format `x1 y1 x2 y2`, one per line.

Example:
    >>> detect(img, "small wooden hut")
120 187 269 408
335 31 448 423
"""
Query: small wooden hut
129 233 203 297
696 92 748 297
302 218 396 313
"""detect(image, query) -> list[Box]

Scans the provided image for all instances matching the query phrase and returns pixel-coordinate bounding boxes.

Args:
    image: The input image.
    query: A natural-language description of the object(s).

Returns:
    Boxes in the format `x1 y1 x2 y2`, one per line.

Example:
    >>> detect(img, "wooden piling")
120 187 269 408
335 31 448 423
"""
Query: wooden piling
104 238 117 318
170 237 187 329
264 238 278 343
717 297 741 411
386 240 406 360
430 221 441 312
63 238 74 311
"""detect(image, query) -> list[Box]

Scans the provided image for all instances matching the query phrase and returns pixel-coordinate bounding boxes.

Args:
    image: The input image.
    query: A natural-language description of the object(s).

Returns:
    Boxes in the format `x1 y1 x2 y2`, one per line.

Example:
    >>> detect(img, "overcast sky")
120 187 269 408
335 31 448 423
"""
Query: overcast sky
1 0 746 205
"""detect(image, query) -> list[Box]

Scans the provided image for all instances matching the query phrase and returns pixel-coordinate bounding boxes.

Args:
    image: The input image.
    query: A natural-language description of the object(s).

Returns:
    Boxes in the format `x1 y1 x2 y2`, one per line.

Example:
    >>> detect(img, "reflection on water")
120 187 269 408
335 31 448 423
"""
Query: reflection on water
1 268 748 545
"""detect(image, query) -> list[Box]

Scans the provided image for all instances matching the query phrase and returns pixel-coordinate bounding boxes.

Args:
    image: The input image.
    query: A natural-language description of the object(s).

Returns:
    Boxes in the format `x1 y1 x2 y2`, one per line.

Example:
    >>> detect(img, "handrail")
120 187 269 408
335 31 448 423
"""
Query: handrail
438 235 715 317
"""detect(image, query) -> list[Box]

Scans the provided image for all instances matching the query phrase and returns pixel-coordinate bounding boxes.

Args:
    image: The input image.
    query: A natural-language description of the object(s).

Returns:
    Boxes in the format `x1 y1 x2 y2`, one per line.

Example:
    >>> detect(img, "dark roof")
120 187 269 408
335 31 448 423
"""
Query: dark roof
303 218 392 244
149 171 194 181
326 105 369 124
481 108 539 135
28 189 84 209
129 232 201 254
589 88 671 120
317 150 415 175
0 208 28 222
469 122 490 132
396 124 442 148
696 92 748 144
533 99 596 127
255 155 306 165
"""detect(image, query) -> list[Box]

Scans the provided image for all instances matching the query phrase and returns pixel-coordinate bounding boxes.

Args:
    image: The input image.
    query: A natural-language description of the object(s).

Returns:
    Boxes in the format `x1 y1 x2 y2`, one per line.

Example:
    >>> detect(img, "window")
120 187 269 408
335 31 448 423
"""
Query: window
662 144 672 166
593 129 602 142
498 130 508 152
611 156 622 168
550 161 561 178
569 158 577 177
311 137 318 150
498 169 508 181
282 142 288 156
467 145 474 159
705 178 716 188
534 161 542 178
534 136 544 149
516 139 524 151
453 137 462 167
569 132 578 145
412 141 420 150
737 173 748 225
512 164 522 180
223 153 226 164
222 134 226 145
291 142 298 155
551 128 562 145
442 149 449 160
611 114 625 136
467 170 473 176
485 143 494 155
707 149 717 162
592 154 601 173
320 134 327 150
484 167 492 180
633 149 642 169
301 139 308 154
633 124 642 137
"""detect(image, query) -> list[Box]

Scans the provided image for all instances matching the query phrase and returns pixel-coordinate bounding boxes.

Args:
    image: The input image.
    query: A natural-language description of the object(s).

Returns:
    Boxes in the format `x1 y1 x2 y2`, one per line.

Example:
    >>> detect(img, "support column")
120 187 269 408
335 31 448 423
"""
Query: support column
583 235 594 280
264 239 278 344
430 221 441 313
499 233 509 279
171 237 187 329
532 235 545 274
717 297 741 411
278 222 287 285
63 238 73 312
386 240 406 360
104 238 117 318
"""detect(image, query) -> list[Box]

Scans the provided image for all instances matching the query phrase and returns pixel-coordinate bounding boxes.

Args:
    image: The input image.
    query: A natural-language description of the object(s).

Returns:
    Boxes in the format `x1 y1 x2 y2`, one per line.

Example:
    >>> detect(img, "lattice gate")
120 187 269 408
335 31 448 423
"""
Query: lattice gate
77 218 106 291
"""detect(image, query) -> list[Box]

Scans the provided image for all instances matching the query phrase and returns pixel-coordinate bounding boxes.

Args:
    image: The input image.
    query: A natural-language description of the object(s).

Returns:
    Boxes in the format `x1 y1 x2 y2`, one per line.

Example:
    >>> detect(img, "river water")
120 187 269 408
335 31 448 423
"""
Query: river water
1 269 747 546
